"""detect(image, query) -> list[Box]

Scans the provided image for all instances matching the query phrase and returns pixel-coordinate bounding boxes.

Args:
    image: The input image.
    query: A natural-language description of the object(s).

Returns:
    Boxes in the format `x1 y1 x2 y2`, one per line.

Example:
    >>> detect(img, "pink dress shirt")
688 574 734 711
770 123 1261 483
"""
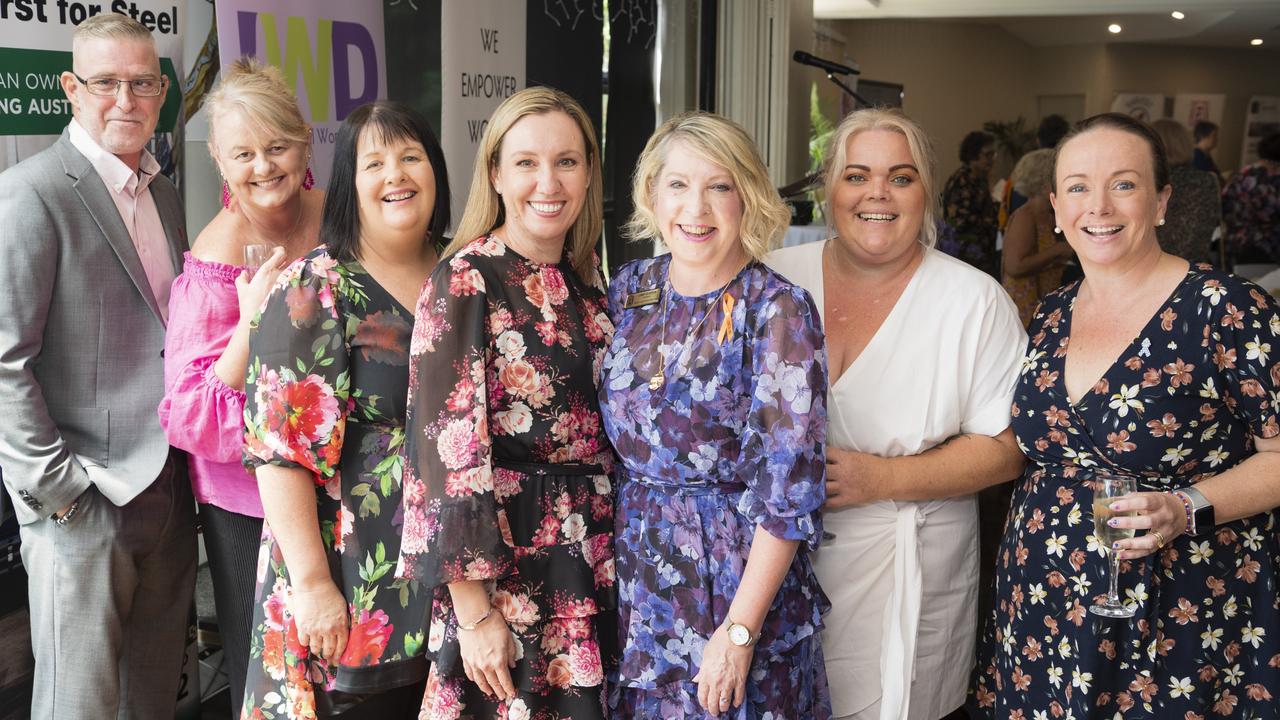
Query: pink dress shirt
158 253 263 517
68 119 174 322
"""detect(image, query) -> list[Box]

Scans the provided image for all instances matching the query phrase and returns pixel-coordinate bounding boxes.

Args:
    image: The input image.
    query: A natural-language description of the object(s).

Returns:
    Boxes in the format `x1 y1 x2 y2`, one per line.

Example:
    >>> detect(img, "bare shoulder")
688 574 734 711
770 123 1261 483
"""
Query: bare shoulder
189 210 245 265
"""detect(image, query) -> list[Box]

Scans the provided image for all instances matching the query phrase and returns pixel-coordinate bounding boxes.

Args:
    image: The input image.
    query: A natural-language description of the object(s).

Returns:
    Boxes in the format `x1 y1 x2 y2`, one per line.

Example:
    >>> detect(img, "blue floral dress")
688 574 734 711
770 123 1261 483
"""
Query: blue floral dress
971 266 1280 719
600 256 832 719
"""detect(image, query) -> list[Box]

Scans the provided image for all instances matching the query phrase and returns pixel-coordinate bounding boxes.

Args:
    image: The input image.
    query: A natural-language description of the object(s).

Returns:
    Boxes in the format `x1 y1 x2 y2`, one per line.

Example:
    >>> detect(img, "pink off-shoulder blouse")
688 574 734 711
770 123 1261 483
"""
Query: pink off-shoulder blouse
158 252 263 517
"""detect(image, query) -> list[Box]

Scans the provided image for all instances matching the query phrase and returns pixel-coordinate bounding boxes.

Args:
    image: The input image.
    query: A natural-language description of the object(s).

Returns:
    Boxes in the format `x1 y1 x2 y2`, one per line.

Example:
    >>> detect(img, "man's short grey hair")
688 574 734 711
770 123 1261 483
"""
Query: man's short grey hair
72 13 156 51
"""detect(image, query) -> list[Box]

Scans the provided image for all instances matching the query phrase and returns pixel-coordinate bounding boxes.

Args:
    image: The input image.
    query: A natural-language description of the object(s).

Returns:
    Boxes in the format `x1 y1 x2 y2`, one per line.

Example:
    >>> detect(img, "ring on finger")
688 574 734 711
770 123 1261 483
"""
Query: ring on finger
719 691 729 706
1151 529 1166 547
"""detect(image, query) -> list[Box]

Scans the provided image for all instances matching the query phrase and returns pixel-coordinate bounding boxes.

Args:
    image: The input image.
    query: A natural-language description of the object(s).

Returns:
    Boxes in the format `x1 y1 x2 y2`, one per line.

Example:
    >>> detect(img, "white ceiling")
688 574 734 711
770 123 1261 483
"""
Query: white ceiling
813 0 1280 49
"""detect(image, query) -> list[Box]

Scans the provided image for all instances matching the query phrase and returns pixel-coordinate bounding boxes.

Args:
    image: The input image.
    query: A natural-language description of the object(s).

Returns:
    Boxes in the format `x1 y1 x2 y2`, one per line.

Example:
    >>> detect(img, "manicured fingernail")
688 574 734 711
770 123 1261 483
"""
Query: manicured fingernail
1110 502 1121 511
1112 542 1120 549
1108 519 1118 527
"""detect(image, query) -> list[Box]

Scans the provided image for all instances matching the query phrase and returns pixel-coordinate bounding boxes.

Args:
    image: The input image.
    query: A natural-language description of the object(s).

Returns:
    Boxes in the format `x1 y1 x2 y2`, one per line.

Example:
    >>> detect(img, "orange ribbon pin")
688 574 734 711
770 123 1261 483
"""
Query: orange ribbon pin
716 293 735 344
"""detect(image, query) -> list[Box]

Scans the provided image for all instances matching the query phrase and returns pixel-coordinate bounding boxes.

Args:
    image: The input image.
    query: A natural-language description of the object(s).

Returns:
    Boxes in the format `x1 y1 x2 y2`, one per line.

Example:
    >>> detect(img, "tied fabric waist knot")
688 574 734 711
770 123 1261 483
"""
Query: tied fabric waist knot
622 469 747 497
880 503 926 720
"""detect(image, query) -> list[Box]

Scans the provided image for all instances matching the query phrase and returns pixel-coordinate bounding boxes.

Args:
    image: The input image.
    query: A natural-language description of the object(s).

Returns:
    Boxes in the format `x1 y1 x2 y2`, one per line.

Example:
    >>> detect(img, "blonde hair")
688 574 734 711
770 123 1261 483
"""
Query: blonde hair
204 57 309 157
1011 148 1055 198
447 87 603 282
625 112 789 261
72 12 155 50
1151 118 1194 167
823 107 939 248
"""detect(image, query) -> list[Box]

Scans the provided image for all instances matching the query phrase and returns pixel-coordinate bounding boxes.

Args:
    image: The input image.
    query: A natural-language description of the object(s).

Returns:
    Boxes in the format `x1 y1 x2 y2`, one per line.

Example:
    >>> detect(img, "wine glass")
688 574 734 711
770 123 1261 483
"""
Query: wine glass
243 244 274 275
1090 472 1137 618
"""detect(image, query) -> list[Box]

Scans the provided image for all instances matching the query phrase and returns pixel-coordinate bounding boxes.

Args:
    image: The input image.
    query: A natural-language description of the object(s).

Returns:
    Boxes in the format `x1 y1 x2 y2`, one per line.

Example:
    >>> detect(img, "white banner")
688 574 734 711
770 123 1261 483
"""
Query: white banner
440 0 525 230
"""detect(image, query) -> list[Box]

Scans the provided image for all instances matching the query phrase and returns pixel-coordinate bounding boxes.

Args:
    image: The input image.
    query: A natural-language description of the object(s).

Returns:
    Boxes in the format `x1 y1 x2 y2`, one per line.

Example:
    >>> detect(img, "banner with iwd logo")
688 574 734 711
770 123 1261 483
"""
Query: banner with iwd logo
215 0 386 188
0 1 184 172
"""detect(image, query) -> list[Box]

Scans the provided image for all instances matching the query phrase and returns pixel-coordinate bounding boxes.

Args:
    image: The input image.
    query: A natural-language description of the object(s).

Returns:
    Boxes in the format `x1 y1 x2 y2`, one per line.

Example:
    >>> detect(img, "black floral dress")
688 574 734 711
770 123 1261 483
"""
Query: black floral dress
397 236 617 720
972 265 1280 719
241 248 425 718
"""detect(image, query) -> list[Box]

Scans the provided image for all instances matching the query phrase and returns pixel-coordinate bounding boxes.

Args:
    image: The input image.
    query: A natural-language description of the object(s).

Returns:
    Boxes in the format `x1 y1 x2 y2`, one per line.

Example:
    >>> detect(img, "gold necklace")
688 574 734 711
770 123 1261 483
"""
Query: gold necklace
648 266 744 391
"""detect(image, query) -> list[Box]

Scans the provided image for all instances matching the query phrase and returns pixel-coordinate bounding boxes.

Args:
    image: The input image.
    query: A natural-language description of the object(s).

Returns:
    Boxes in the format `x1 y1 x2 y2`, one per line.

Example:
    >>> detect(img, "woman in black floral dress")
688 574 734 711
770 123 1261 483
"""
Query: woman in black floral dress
240 102 451 718
971 113 1280 719
396 87 615 720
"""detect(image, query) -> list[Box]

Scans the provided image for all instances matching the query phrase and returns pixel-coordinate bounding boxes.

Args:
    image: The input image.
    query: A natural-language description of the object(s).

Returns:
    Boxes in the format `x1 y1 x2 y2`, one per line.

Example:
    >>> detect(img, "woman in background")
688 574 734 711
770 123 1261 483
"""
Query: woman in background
1001 148 1074 326
158 57 321 709
1151 117 1220 265
1223 132 1280 264
942 130 1000 277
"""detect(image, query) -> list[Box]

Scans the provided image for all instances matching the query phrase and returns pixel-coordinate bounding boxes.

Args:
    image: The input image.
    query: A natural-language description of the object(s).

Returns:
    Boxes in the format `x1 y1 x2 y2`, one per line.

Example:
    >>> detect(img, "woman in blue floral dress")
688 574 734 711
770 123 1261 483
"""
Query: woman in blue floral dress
971 114 1280 719
601 112 832 719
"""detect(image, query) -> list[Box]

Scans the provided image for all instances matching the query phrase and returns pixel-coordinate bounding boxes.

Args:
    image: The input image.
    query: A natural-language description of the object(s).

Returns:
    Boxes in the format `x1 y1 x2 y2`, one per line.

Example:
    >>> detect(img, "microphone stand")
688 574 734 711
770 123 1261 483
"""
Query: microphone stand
826 71 871 110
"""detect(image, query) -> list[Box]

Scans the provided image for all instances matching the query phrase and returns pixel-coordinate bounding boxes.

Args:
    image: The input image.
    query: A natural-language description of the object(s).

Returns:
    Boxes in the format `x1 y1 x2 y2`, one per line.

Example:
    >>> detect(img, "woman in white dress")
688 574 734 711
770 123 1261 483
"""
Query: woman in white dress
766 108 1026 720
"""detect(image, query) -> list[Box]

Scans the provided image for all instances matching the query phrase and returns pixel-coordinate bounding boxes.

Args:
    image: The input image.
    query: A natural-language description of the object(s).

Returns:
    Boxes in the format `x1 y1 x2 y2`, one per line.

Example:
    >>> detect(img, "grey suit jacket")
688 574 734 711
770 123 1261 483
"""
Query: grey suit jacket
0 132 187 525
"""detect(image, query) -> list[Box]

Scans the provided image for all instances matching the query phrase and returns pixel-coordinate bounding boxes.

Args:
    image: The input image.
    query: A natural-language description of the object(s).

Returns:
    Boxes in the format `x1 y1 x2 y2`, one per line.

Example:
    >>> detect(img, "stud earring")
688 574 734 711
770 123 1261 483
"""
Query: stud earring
1157 218 1166 226
1053 226 1061 234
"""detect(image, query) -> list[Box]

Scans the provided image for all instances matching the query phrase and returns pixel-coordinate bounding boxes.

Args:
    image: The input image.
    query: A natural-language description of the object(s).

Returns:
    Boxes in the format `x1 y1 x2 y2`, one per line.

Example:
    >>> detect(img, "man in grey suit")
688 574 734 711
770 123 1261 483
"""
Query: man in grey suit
0 13 197 719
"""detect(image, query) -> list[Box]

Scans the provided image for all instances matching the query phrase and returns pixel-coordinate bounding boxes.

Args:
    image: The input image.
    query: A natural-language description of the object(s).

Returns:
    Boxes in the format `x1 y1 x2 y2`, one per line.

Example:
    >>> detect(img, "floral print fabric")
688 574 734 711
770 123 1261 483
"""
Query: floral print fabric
240 247 422 718
943 164 1000 277
1222 164 1280 263
601 256 832 719
972 266 1280 719
397 235 616 720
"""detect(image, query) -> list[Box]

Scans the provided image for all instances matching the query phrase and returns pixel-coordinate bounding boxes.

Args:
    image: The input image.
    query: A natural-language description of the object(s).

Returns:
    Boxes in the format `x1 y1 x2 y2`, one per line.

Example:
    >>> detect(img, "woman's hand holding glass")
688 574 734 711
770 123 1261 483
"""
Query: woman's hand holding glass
693 623 753 715
235 245 287 323
1103 488 1189 560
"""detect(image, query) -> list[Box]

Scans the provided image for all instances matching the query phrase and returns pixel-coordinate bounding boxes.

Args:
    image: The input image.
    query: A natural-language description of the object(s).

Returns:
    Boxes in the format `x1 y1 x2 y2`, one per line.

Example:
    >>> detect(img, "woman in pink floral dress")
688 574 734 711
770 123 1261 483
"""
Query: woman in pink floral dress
239 102 451 718
397 88 616 720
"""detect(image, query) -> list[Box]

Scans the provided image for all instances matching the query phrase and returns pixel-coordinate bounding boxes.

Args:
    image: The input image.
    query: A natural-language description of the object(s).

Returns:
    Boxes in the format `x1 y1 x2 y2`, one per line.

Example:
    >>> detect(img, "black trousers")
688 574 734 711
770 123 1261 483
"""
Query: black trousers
199 503 263 716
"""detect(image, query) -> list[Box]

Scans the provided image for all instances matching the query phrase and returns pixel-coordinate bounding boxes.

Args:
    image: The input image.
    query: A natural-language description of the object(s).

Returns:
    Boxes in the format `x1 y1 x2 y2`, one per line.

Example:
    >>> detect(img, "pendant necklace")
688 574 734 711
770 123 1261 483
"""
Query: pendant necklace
648 267 741 391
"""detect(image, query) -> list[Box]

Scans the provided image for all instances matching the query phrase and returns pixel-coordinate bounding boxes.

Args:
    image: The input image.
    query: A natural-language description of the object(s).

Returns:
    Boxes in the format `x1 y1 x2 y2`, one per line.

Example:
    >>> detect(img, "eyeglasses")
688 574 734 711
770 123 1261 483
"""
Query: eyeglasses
72 72 167 98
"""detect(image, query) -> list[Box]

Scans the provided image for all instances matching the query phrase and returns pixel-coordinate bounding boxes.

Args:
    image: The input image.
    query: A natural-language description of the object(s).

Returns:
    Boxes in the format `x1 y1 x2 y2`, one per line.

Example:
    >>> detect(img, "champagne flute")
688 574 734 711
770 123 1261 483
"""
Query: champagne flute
1090 472 1137 618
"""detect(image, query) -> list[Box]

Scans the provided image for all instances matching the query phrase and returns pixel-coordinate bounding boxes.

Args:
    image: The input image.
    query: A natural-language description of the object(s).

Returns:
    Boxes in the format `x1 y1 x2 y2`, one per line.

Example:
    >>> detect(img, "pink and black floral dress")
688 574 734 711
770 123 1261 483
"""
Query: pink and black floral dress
397 235 617 720
240 247 425 718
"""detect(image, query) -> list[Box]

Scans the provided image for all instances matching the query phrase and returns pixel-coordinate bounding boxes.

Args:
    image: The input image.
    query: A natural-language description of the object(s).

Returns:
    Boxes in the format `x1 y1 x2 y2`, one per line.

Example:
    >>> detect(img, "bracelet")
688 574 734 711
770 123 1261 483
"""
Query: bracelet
1169 490 1194 533
457 606 494 632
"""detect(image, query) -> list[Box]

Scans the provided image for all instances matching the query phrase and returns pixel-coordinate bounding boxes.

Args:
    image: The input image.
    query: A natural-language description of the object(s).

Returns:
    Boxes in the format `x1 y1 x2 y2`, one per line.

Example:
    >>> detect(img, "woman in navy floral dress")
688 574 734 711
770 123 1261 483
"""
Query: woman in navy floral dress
972 114 1280 719
396 88 615 720
601 113 831 719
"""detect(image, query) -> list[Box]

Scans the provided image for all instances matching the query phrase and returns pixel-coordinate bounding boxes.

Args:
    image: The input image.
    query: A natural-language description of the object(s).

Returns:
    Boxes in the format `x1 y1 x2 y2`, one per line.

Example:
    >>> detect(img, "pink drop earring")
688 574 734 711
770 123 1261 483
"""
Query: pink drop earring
303 167 315 190
221 180 231 209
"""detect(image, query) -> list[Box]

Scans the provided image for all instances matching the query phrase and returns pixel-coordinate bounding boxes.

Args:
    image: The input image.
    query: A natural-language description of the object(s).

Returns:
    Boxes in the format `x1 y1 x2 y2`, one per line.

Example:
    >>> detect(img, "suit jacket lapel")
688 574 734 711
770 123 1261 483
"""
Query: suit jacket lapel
56 137 166 325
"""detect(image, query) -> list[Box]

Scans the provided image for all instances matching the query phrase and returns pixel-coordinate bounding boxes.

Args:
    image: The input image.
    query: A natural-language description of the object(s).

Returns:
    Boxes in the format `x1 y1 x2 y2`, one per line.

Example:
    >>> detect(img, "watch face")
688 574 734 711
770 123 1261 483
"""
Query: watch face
728 624 750 646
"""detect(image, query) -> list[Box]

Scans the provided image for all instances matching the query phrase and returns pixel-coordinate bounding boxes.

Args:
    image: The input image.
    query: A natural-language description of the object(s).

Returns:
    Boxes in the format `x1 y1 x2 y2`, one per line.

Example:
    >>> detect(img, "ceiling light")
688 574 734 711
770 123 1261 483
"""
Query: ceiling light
1252 38 1264 46
1171 11 1185 20
1108 23 1122 34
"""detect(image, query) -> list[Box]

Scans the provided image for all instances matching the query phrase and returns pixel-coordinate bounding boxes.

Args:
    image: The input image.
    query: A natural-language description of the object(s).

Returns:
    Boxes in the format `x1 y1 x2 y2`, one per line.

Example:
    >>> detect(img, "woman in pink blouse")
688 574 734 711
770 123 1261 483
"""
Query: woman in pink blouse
158 57 322 708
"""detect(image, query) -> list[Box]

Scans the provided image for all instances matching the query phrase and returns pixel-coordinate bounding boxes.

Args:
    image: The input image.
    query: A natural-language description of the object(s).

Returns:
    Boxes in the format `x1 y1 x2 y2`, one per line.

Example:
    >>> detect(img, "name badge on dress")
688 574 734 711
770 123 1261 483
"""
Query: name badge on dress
624 288 661 308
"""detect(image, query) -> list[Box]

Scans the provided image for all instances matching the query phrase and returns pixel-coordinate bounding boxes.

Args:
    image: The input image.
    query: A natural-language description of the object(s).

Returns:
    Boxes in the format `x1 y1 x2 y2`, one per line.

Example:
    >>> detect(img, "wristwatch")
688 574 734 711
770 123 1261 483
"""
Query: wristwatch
1178 486 1215 536
724 619 760 647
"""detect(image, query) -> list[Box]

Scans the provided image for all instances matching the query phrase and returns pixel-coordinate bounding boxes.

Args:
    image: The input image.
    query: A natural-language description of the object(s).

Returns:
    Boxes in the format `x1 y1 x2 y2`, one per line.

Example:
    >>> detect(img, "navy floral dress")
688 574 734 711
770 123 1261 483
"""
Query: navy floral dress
972 265 1280 719
600 256 832 719
397 236 617 720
